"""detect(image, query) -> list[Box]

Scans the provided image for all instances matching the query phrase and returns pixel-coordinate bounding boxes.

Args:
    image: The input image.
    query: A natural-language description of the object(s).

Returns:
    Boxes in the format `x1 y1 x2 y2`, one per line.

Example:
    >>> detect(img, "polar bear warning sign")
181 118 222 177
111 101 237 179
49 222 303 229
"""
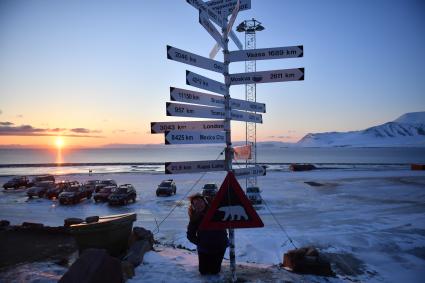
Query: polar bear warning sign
199 171 264 230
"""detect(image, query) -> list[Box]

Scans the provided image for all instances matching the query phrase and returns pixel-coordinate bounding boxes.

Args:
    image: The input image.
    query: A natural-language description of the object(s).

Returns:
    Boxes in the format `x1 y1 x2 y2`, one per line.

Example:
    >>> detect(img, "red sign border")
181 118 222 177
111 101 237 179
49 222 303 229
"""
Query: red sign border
199 171 264 230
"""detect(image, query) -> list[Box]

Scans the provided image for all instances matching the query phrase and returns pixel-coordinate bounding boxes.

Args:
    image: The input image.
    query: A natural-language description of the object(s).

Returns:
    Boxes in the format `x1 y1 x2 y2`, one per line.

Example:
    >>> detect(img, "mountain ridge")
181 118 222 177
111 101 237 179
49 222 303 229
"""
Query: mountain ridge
297 112 425 147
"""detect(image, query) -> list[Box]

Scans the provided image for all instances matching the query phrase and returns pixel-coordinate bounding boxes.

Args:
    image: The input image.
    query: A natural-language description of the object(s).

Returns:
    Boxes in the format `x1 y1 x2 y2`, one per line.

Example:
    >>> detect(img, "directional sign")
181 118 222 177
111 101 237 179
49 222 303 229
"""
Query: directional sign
186 70 226 95
209 43 221 59
186 0 242 50
229 68 304 85
167 45 224 74
225 0 240 36
187 0 226 28
234 165 266 178
165 160 226 174
206 0 251 17
230 97 266 113
170 87 225 108
229 45 304 62
166 102 262 123
165 131 225 145
199 11 225 49
229 31 243 50
200 171 264 229
170 87 265 113
231 109 262 123
151 120 226 134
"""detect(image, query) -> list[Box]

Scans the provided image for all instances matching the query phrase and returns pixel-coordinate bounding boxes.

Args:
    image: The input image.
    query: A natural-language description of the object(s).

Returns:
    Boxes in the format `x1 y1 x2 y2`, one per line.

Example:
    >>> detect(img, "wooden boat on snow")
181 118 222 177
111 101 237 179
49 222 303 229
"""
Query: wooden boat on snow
70 213 136 257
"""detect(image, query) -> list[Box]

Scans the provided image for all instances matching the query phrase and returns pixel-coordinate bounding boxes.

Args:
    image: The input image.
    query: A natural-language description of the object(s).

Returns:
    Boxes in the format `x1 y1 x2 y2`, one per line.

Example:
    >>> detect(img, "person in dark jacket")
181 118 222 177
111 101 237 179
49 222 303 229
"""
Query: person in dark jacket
187 193 228 275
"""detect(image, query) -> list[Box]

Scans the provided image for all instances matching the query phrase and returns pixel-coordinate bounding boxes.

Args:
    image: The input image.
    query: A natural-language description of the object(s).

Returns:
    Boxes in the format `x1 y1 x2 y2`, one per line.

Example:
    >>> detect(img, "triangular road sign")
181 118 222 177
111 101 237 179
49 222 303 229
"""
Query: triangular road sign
200 171 264 230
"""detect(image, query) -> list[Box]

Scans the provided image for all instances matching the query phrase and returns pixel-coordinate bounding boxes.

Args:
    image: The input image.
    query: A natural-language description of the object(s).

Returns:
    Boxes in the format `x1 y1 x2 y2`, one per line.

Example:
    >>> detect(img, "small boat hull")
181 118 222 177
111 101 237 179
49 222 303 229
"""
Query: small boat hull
70 213 136 257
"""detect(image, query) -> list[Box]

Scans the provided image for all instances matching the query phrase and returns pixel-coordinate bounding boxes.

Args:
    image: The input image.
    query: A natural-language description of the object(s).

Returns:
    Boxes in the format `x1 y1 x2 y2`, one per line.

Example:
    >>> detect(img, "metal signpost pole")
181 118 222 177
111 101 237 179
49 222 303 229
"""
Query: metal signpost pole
223 19 236 283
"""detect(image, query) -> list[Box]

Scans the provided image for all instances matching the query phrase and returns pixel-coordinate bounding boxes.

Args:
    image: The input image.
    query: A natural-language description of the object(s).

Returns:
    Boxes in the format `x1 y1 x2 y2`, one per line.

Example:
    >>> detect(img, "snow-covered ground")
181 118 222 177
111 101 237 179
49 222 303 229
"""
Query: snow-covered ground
1 169 425 282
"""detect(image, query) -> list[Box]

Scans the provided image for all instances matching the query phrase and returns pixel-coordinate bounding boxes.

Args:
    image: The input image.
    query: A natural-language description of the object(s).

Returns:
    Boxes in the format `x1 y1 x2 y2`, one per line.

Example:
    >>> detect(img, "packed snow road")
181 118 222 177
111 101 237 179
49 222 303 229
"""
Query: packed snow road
1 169 424 282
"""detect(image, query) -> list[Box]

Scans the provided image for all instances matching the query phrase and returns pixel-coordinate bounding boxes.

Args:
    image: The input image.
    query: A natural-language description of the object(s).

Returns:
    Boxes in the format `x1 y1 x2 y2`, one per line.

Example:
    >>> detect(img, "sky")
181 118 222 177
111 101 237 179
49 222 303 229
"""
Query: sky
0 0 424 148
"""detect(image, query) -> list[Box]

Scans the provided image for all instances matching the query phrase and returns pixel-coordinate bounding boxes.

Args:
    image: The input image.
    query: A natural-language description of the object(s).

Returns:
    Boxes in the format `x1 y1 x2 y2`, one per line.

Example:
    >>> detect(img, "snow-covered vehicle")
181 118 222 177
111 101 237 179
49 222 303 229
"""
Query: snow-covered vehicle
246 186 262 204
3 176 30 190
108 184 136 205
27 181 55 198
156 179 176 197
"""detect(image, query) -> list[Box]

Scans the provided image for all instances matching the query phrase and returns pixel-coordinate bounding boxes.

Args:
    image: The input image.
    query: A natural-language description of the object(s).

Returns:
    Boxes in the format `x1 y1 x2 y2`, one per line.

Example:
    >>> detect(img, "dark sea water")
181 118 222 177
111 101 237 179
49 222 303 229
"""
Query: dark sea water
0 146 424 176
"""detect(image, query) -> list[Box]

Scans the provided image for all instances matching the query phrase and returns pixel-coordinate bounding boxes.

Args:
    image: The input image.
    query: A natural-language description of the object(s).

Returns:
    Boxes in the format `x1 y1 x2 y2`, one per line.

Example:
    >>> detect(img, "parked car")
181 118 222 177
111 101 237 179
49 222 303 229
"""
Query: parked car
156 179 176 197
82 180 100 192
27 181 55 198
3 176 30 190
46 181 79 199
246 186 262 204
201 183 218 199
58 184 91 205
108 184 136 205
29 175 55 187
93 185 116 202
94 179 117 192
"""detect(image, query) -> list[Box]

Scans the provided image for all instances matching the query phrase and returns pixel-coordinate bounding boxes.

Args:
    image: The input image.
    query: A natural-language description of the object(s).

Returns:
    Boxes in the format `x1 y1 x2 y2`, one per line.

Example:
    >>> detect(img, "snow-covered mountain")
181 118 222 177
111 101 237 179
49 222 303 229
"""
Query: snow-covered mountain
297 112 425 147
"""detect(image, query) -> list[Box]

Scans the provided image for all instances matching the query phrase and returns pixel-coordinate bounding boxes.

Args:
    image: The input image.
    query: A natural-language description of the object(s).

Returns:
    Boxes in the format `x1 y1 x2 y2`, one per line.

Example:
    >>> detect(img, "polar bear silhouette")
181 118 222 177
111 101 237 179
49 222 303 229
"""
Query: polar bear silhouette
218 205 248 221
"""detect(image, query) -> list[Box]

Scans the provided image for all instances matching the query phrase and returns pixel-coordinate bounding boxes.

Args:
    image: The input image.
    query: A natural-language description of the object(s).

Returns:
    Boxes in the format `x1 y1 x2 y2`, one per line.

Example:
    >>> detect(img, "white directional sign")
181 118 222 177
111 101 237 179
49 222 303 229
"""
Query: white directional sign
199 11 225 49
209 43 221 59
187 0 226 28
234 165 266 178
167 45 224 74
170 87 225 108
225 0 240 36
206 0 251 16
229 46 304 62
231 109 262 123
186 70 226 95
186 0 242 50
229 68 305 85
165 131 225 145
230 97 266 113
170 87 265 113
165 160 226 174
166 102 262 123
151 120 225 134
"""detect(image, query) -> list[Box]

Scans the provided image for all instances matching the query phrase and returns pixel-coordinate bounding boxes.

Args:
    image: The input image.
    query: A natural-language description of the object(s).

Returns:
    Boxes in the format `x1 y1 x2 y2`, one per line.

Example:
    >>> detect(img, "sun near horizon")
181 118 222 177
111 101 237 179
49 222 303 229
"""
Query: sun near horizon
55 137 65 149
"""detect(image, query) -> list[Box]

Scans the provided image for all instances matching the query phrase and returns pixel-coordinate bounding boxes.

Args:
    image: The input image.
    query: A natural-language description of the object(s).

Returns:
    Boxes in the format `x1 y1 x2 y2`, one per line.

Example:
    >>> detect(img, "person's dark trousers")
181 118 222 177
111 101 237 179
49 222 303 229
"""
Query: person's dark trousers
198 250 226 275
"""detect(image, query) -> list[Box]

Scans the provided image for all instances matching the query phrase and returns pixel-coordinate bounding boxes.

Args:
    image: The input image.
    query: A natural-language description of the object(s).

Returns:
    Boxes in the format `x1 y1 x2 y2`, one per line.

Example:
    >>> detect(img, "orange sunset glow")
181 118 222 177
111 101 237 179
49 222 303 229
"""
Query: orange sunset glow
55 137 65 149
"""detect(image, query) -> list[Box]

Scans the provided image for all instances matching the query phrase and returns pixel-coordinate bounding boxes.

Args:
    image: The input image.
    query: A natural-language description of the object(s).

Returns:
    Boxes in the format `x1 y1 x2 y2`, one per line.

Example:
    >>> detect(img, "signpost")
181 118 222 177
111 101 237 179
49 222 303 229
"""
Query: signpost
233 165 266 178
165 160 226 174
229 68 305 85
166 102 262 123
167 45 224 73
170 87 265 113
199 11 225 49
228 45 304 62
151 1 304 281
206 0 251 16
200 171 264 229
164 130 225 145
186 70 226 95
151 120 225 134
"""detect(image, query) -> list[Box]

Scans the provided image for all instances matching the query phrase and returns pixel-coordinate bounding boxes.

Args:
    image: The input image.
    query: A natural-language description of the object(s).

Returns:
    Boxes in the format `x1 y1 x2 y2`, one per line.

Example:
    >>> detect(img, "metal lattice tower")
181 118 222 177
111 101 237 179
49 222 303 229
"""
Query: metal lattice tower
236 19 265 187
